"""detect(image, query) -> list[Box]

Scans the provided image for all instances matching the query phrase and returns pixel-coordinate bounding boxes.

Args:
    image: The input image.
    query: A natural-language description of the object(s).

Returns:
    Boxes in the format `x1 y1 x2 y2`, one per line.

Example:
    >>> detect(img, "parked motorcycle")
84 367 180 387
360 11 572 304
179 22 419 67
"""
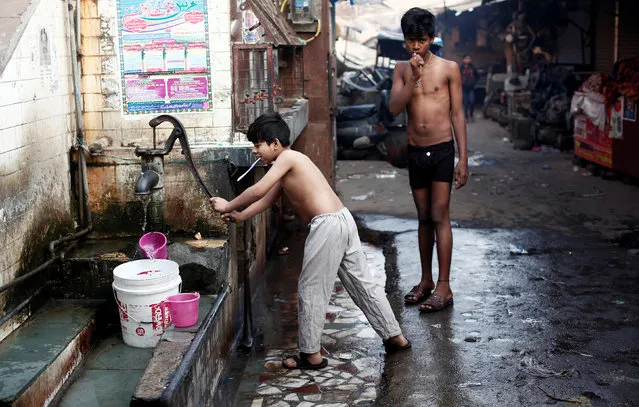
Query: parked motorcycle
336 71 393 154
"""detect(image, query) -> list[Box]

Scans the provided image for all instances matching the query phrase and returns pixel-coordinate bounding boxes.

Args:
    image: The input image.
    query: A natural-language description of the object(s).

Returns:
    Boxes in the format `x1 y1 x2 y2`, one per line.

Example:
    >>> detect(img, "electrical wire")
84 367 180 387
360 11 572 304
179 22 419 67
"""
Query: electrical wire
301 18 321 45
280 0 321 45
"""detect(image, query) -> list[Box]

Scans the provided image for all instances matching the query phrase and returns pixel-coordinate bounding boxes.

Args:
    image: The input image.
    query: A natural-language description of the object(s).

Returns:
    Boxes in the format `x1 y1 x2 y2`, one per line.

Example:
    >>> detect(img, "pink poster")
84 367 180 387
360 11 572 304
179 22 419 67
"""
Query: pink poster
167 76 208 100
124 78 166 102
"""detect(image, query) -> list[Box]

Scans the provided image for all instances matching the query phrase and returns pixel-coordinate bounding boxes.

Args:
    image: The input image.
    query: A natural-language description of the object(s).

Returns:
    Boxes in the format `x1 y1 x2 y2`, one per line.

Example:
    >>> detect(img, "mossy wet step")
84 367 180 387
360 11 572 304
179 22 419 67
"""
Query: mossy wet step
0 300 100 406
57 334 154 407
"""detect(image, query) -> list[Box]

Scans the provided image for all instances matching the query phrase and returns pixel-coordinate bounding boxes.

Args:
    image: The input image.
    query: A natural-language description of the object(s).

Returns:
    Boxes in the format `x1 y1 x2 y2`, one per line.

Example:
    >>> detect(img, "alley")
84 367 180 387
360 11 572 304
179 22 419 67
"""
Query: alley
223 118 639 407
2 0 639 405
342 118 639 238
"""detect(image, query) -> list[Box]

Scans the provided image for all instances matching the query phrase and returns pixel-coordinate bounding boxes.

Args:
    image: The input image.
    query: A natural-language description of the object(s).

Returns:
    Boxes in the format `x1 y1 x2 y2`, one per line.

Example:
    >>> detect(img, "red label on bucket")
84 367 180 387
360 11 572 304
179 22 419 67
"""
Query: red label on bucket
136 327 145 336
118 300 129 321
151 302 171 330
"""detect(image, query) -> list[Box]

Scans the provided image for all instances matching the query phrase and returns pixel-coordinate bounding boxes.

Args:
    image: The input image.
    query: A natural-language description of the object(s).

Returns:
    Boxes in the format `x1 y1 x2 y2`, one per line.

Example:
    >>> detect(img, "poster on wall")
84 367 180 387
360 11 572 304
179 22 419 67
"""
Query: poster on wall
624 97 636 122
607 96 624 139
116 0 213 115
39 27 60 94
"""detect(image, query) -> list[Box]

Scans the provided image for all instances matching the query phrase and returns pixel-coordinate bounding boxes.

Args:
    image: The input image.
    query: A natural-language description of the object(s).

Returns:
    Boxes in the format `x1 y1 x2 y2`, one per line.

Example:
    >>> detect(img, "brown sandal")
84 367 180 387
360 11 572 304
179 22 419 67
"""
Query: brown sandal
404 285 432 304
419 294 454 313
383 338 412 353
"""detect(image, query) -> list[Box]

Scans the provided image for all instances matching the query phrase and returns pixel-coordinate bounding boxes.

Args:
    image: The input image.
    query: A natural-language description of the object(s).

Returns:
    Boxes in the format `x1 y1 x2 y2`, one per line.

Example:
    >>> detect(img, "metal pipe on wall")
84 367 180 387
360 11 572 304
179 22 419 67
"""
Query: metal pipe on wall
52 1 93 252
0 287 46 328
238 219 254 351
75 0 81 51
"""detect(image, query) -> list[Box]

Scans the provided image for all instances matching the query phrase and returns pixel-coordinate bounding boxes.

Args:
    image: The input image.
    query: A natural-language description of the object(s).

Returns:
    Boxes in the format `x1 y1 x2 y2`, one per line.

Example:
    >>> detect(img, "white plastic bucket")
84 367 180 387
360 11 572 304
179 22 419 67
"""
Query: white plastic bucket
112 259 182 348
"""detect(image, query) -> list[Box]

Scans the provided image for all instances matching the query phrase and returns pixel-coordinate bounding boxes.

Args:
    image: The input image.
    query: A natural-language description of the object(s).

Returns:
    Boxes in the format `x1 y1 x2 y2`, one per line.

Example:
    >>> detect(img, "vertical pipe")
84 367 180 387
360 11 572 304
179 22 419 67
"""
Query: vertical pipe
589 0 596 70
238 219 254 351
68 3 84 147
613 0 619 62
75 0 81 50
69 2 88 227
330 1 336 49
267 47 274 112
80 136 92 227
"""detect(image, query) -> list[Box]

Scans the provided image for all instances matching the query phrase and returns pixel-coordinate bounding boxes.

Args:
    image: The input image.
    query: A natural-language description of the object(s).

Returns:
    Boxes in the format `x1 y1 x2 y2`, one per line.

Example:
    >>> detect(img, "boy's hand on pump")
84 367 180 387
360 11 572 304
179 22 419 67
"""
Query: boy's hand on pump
222 211 244 223
209 197 230 213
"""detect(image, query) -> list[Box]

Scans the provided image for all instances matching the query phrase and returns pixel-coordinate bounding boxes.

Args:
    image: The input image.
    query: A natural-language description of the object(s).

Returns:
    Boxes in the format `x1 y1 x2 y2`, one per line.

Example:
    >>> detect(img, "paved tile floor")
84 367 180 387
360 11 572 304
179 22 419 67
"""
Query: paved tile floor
244 243 389 407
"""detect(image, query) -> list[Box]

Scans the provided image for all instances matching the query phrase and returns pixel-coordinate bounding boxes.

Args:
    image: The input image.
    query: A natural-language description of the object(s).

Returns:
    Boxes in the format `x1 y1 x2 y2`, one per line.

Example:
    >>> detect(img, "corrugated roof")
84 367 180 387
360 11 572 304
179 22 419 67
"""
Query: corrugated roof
246 0 302 47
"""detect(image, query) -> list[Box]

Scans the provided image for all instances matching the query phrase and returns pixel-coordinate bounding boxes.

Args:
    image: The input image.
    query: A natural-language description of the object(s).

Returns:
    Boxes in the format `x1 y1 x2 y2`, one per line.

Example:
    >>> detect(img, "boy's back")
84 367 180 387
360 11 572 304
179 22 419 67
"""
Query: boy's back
270 150 343 224
210 112 411 368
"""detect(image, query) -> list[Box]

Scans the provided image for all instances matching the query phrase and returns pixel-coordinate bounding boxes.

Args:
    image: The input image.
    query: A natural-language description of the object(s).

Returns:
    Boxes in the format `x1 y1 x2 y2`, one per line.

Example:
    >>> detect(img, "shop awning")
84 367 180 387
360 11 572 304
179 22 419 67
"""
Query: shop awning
380 0 506 13
246 0 302 47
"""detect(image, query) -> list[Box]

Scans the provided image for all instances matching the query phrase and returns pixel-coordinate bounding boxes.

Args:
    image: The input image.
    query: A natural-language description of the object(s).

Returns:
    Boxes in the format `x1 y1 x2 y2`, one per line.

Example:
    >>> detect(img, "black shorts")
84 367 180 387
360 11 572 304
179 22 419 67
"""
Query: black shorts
408 140 455 189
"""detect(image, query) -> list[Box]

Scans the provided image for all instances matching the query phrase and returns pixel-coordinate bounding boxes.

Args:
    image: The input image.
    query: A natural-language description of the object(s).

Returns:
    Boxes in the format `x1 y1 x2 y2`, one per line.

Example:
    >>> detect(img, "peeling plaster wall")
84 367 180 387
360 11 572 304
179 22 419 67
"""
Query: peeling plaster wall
80 0 237 236
0 0 75 340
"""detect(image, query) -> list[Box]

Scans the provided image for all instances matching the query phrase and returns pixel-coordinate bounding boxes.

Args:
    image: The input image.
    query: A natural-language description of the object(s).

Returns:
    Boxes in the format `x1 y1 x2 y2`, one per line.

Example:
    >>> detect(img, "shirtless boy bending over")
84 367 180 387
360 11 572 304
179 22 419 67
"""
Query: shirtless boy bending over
211 113 410 369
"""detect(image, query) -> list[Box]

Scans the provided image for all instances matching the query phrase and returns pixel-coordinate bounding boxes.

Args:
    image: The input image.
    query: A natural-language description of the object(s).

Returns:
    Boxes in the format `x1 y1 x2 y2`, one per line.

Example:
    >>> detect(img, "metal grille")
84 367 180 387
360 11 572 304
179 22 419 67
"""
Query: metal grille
233 45 274 132
275 47 304 102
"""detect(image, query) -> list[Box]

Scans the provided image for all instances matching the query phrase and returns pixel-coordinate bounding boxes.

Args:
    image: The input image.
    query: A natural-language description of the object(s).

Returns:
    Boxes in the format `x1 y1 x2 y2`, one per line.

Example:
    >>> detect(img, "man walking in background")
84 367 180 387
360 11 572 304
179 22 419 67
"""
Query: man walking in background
460 54 478 122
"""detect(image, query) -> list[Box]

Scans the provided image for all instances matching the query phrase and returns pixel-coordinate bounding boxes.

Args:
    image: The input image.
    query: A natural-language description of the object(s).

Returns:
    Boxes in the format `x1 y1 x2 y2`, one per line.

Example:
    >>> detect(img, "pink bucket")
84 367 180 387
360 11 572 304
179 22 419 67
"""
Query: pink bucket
166 293 200 327
139 232 167 260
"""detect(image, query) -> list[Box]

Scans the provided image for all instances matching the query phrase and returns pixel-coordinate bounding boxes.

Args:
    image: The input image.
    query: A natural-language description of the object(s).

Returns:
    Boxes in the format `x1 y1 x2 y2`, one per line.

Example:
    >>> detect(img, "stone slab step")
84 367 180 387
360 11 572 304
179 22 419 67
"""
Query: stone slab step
56 333 154 407
58 295 215 406
0 300 101 407
132 295 216 405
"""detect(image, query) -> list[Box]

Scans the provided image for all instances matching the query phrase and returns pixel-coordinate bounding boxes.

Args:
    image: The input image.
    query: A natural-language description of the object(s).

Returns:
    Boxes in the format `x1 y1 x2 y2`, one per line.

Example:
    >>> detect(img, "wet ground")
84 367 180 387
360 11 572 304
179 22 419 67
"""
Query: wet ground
221 233 391 407
223 217 638 407
221 117 639 406
362 215 638 407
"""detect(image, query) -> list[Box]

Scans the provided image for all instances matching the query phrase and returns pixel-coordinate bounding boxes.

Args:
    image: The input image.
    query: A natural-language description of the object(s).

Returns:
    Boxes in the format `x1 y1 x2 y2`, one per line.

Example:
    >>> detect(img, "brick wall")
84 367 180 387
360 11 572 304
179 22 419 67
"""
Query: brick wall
0 0 76 339
79 0 240 236
80 0 234 147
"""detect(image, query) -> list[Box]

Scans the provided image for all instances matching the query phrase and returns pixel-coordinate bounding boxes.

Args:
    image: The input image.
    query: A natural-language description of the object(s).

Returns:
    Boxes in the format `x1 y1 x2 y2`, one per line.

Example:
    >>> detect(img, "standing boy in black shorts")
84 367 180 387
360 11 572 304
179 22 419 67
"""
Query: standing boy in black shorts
388 8 468 312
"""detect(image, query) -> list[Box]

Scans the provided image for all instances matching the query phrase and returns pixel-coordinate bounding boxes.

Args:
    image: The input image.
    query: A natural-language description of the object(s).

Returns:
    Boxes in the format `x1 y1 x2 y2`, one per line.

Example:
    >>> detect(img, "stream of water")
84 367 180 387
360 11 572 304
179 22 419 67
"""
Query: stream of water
140 195 151 233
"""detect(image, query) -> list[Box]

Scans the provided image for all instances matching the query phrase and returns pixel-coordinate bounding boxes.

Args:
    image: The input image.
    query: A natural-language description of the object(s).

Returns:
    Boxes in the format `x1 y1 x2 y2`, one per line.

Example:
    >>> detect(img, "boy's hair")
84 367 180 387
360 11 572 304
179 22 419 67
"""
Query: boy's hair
463 54 471 59
401 8 435 40
247 112 291 146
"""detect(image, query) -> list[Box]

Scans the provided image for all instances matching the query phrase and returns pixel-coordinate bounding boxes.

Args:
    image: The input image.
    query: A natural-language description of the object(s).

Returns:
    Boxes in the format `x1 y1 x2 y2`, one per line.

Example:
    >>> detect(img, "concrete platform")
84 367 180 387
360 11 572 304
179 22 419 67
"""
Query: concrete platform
56 237 228 301
132 294 219 405
56 295 217 406
0 300 100 406
57 334 154 407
